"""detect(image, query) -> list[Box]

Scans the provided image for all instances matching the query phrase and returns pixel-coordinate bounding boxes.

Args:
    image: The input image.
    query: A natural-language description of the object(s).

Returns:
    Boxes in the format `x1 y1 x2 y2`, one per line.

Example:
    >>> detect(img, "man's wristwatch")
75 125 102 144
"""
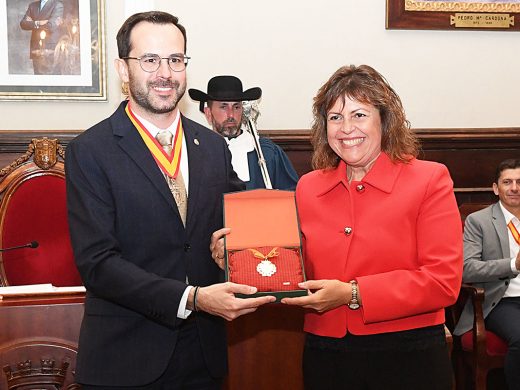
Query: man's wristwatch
348 280 360 310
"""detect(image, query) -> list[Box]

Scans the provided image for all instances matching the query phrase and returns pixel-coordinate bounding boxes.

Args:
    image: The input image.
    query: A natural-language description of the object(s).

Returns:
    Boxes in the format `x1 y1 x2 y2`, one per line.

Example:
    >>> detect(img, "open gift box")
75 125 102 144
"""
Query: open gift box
223 189 307 301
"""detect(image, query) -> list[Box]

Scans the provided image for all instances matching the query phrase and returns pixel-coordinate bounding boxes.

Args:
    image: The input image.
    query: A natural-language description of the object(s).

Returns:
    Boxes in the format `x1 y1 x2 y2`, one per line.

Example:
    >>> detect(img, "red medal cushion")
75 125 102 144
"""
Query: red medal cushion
228 246 303 291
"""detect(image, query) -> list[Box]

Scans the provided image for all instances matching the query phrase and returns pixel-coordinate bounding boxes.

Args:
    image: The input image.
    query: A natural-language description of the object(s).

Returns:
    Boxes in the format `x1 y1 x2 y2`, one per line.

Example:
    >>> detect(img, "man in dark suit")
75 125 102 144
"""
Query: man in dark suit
454 158 520 390
20 0 63 74
66 11 275 389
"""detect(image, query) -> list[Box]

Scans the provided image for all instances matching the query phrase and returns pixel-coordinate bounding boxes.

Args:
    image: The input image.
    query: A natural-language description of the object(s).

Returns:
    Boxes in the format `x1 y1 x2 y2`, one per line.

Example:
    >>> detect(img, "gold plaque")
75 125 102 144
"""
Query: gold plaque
450 13 514 28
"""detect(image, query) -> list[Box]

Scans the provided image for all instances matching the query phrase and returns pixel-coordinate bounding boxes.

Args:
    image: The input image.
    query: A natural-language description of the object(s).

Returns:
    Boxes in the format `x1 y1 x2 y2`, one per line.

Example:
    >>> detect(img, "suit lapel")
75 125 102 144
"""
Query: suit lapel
182 116 207 226
112 103 181 219
491 202 510 257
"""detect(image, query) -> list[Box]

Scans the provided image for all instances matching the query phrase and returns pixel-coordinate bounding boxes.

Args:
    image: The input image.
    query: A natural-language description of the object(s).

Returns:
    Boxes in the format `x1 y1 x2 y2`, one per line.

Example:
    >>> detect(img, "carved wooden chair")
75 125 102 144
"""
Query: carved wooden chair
0 138 82 287
448 284 507 390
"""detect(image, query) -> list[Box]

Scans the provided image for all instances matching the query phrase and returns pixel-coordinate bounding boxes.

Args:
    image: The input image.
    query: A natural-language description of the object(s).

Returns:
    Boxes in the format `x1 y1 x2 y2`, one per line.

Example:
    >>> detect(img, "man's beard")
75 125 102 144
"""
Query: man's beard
212 118 242 139
129 76 186 115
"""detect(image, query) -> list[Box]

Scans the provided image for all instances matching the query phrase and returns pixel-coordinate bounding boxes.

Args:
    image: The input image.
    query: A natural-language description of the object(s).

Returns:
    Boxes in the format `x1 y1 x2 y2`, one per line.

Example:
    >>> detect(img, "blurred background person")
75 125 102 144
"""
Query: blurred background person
189 75 299 190
281 64 462 390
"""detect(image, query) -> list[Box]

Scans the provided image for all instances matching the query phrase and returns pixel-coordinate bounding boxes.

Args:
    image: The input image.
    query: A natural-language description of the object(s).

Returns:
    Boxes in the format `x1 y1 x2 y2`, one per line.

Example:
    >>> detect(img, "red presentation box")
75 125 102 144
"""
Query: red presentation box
223 189 307 301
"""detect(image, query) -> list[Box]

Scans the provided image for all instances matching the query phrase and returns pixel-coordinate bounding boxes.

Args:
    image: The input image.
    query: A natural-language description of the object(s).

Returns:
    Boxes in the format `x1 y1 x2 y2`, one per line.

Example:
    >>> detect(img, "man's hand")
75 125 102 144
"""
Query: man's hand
195 282 276 321
281 279 351 313
210 228 230 270
515 251 520 272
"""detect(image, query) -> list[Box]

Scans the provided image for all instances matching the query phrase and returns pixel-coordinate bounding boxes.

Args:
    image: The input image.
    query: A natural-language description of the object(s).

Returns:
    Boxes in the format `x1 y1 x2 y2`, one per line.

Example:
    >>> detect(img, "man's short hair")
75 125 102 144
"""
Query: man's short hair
116 11 187 59
495 158 520 183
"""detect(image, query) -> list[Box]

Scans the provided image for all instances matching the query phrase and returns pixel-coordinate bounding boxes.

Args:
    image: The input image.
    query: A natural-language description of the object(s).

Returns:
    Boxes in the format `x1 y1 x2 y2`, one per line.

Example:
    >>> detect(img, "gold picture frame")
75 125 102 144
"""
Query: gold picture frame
387 0 520 31
0 0 106 100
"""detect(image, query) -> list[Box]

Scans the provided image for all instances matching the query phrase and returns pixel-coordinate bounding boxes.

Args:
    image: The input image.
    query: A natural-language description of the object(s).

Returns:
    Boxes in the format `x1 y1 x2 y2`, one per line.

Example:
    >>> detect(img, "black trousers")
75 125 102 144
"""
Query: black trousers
303 325 452 390
485 296 520 390
80 318 222 390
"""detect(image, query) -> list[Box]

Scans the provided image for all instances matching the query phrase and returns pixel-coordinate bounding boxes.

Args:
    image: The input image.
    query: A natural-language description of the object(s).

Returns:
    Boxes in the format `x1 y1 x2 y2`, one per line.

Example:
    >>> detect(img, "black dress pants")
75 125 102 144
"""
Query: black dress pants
303 325 452 390
80 318 222 390
485 296 520 390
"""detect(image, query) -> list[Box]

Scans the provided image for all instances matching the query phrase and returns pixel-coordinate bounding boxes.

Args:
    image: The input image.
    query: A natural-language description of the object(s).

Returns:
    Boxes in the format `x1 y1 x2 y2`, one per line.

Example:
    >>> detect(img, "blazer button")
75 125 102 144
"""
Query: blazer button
492 302 496 307
505 280 510 286
184 243 191 252
344 227 352 235
356 184 365 193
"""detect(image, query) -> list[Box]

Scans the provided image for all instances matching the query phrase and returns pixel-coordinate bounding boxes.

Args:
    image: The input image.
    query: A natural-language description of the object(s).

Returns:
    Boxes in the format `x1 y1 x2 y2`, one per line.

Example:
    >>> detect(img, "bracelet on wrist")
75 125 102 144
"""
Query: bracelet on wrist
347 280 360 310
193 286 200 312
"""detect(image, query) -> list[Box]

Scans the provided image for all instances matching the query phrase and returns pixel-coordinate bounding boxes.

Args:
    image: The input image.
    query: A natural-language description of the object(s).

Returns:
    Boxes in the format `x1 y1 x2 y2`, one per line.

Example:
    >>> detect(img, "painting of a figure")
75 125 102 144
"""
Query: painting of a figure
8 0 80 75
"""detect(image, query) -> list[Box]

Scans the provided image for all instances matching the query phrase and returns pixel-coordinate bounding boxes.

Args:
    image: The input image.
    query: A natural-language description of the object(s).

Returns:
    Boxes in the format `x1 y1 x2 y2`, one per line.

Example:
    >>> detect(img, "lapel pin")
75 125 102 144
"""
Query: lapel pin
194 138 200 145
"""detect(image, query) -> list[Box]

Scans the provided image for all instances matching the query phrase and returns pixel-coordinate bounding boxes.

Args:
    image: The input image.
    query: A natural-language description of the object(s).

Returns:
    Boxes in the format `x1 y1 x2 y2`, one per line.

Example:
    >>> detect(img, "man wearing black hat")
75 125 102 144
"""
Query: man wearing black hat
189 75 298 190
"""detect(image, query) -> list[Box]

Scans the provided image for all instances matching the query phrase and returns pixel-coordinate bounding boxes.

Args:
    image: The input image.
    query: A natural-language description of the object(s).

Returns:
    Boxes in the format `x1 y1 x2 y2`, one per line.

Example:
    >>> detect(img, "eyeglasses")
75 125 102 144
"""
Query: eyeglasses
123 54 190 72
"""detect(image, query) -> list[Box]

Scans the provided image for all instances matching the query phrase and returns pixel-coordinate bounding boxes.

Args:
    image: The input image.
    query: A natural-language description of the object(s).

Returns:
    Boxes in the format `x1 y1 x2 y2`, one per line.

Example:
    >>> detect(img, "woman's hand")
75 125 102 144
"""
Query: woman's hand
210 227 230 270
281 279 353 313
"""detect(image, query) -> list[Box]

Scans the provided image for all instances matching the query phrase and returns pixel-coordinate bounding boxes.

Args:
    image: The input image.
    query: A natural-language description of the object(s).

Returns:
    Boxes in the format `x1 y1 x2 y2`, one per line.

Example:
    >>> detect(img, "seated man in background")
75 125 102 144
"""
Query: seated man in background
189 75 299 190
455 158 520 390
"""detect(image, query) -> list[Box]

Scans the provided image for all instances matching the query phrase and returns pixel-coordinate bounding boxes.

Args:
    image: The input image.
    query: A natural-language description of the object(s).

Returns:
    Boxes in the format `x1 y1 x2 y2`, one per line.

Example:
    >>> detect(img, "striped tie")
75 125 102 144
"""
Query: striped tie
156 130 187 225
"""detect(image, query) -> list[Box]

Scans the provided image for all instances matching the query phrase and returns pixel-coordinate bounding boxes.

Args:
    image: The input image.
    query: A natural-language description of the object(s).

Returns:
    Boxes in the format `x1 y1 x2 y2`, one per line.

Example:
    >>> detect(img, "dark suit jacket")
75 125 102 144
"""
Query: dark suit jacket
20 0 63 58
454 202 517 335
66 101 244 386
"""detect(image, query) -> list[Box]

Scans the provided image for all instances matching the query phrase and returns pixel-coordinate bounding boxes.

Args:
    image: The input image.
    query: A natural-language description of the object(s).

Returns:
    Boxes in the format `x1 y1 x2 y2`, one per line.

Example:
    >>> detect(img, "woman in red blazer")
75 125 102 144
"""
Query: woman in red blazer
282 65 462 390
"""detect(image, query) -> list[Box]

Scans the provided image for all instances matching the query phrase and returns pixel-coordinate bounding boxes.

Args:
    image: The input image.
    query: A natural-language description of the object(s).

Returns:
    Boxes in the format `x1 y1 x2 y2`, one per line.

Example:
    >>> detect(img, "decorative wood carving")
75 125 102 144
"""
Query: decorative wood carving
0 138 65 179
3 357 71 390
0 297 83 390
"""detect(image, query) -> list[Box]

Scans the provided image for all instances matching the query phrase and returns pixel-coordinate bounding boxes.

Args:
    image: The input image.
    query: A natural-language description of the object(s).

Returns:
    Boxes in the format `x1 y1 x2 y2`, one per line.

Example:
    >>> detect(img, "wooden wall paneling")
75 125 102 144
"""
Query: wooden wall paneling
264 127 520 205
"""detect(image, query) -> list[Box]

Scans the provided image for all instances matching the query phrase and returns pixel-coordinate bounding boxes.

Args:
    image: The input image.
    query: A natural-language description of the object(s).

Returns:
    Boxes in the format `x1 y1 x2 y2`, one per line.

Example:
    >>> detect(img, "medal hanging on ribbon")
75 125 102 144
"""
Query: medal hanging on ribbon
125 103 183 179
248 247 279 277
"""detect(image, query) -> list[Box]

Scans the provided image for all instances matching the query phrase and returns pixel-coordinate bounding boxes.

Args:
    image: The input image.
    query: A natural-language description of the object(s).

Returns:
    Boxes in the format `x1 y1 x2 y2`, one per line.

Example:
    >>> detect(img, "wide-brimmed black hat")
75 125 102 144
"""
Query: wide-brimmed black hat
189 75 262 112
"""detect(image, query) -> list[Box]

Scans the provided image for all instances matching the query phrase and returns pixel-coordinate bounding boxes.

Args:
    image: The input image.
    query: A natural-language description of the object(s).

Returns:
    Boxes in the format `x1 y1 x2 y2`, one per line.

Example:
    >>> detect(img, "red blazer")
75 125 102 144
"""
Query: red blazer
296 153 462 338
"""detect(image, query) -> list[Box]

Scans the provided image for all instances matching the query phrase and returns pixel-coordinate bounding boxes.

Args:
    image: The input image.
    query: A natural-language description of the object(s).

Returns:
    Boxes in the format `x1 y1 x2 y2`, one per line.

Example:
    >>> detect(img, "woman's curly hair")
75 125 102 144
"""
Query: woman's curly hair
311 65 419 170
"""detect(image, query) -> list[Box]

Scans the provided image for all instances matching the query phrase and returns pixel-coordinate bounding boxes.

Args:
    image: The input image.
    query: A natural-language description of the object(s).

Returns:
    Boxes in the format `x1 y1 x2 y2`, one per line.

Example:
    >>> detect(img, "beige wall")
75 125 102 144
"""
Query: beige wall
0 0 518 131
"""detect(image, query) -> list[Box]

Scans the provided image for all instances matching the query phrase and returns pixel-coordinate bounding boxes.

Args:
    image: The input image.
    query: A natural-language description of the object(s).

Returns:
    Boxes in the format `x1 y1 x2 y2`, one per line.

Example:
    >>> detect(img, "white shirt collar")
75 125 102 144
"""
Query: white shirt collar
130 109 189 191
499 201 518 226
132 110 181 138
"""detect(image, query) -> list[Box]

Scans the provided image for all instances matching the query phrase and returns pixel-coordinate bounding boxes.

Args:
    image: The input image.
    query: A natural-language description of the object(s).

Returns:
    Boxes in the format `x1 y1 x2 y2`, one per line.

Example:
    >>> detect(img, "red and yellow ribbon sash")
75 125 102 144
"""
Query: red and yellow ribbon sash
248 247 279 261
125 103 183 178
508 220 520 245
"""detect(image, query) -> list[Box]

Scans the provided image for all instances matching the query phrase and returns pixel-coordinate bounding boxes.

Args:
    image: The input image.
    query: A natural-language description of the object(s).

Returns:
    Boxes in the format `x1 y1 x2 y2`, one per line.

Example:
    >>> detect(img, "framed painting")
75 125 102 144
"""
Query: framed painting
0 0 106 100
387 0 520 31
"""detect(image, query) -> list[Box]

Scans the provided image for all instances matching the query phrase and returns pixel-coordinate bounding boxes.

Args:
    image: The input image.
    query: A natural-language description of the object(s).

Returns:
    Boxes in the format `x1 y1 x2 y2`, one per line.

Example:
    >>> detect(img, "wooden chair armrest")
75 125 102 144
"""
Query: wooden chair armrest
460 283 488 361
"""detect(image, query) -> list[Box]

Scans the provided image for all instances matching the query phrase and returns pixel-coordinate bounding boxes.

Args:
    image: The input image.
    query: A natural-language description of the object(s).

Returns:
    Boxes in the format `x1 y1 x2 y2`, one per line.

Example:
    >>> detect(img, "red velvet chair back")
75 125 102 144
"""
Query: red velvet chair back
0 138 82 287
